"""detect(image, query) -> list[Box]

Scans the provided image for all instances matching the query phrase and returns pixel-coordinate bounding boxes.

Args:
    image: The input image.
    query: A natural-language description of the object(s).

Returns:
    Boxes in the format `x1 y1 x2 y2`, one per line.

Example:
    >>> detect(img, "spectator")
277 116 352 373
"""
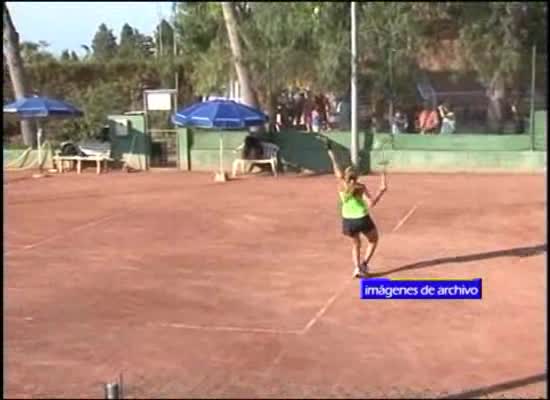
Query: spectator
275 105 283 132
511 103 525 134
416 103 440 135
312 107 321 133
391 111 408 135
286 92 295 127
302 91 314 132
314 93 329 131
293 91 304 127
370 115 381 134
409 106 420 133
326 93 337 130
438 102 456 134
242 135 263 160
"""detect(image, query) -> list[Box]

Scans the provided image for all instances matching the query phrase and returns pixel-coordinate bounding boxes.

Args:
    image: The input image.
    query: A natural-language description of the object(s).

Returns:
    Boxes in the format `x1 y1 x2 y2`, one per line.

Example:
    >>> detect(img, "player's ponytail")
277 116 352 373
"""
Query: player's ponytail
343 166 358 195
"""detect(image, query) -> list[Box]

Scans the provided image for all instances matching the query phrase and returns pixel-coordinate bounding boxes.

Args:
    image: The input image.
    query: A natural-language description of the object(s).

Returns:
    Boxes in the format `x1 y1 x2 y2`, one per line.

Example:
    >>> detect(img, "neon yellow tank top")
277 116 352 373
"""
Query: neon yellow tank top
339 191 368 219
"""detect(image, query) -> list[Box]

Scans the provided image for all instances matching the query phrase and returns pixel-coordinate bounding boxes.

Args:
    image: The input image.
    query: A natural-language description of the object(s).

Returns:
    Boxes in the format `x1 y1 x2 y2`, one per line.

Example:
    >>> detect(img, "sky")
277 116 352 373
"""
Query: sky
7 1 174 55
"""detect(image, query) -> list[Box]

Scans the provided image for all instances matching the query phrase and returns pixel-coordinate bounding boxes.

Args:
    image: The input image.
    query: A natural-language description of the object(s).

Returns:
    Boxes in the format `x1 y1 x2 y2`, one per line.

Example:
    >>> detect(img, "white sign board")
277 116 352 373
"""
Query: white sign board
146 92 172 111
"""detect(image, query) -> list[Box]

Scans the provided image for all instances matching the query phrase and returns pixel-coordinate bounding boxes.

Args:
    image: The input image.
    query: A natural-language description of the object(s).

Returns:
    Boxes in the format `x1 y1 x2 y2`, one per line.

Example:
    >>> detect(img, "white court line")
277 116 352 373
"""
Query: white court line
263 347 288 376
157 280 354 336
299 279 352 334
155 322 301 335
4 210 130 256
391 202 420 233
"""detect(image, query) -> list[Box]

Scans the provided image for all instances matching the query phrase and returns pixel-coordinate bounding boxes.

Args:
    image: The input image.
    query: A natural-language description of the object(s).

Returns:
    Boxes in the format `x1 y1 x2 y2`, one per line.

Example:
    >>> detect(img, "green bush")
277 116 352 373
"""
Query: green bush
4 59 195 143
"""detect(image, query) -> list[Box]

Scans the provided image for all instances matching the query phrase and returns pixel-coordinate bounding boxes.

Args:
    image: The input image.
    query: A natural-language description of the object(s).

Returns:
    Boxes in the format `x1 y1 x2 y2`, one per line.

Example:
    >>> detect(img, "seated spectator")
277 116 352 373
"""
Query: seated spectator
438 102 456 134
242 135 263 160
391 111 408 135
416 103 440 134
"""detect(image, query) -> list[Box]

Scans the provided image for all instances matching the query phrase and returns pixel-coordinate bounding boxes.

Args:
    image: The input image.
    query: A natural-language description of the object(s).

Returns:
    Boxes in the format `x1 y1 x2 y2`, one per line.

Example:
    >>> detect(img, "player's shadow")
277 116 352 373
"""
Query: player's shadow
370 243 547 277
437 372 546 399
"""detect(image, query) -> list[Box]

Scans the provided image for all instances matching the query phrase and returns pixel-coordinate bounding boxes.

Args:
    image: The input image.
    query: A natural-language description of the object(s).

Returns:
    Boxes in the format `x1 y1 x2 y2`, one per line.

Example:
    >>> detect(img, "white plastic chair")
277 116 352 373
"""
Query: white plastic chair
232 141 279 177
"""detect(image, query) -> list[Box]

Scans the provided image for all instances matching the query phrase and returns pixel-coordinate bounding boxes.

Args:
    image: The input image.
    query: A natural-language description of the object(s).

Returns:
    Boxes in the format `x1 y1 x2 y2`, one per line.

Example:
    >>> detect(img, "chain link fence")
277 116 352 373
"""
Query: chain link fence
275 50 546 139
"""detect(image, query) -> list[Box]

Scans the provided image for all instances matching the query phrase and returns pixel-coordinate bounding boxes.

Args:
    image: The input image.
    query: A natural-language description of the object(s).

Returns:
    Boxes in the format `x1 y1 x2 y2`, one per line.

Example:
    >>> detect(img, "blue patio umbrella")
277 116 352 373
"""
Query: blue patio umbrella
172 99 268 129
172 99 268 180
3 96 84 170
3 96 83 119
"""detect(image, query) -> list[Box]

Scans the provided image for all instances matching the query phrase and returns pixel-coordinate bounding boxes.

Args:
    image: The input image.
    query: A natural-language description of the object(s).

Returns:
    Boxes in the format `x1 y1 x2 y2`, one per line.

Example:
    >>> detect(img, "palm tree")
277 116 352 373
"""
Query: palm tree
221 2 260 109
3 3 35 146
81 44 91 61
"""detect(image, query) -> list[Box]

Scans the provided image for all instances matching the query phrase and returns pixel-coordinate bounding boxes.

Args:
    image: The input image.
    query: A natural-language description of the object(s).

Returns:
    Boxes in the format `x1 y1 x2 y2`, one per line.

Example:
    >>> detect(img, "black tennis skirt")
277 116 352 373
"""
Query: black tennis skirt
342 214 376 237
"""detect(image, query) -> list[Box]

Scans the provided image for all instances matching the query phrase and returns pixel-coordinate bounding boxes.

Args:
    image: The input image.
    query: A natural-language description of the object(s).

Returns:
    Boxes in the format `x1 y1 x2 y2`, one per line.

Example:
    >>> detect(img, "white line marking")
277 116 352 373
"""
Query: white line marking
150 276 357 338
155 322 301 335
270 349 286 366
153 279 354 337
29 360 79 366
119 266 140 271
263 348 287 375
299 279 352 334
4 210 130 256
391 202 420 233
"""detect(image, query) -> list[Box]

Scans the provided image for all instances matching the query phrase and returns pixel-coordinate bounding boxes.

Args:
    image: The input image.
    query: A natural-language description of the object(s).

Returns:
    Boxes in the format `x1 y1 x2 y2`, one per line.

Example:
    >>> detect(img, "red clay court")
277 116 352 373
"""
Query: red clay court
4 170 547 398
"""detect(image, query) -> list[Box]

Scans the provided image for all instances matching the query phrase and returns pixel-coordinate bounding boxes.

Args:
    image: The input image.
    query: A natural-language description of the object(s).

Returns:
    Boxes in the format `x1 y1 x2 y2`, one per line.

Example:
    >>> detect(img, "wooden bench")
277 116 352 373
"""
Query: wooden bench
53 154 113 174
232 142 279 177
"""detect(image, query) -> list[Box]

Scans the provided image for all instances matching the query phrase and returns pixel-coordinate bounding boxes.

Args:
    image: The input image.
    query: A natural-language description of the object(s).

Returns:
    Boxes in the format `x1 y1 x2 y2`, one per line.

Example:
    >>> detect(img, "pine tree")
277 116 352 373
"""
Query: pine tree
91 23 118 61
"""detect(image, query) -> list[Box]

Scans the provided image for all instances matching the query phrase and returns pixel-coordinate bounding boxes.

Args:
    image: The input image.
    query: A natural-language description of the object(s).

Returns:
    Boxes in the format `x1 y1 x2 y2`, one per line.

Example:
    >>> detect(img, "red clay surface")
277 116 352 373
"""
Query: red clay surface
4 169 547 399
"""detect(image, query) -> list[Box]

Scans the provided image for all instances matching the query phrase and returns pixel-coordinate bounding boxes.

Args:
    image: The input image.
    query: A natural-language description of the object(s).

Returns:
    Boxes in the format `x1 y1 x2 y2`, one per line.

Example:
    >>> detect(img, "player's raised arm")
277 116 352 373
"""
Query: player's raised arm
363 172 388 208
326 141 344 180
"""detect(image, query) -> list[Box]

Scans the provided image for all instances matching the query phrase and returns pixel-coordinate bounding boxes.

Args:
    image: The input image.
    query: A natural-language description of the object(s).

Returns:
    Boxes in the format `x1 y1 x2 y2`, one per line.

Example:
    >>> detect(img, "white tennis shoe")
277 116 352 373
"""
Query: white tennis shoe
353 262 370 278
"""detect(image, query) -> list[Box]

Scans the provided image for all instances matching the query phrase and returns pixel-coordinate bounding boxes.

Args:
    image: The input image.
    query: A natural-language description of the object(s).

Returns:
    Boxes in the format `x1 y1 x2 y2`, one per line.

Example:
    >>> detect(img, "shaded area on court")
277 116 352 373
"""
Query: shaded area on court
370 243 547 277
439 372 547 399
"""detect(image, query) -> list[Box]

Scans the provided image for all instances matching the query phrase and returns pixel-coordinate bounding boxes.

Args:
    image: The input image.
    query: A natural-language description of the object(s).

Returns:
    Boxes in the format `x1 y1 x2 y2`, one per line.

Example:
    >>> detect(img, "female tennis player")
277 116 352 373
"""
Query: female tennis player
326 141 387 278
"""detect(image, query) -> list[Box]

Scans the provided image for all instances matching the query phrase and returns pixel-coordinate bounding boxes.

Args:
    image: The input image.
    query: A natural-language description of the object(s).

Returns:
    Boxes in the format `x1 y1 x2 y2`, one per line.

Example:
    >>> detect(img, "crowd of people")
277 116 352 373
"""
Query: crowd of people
391 101 456 135
271 90 525 135
274 90 337 133
272 89 457 136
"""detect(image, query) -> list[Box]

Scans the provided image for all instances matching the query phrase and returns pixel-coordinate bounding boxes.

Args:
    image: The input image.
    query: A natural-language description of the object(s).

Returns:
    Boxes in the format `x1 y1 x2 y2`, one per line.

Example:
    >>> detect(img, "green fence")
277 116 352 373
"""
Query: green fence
534 110 547 151
107 113 150 170
391 134 532 151
177 126 546 174
177 129 251 171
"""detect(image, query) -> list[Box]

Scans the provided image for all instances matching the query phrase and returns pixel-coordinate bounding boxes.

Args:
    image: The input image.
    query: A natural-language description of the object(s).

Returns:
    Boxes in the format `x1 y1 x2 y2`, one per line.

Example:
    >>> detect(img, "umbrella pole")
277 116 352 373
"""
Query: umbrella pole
37 123 43 172
220 134 223 173
215 133 227 182
32 121 46 178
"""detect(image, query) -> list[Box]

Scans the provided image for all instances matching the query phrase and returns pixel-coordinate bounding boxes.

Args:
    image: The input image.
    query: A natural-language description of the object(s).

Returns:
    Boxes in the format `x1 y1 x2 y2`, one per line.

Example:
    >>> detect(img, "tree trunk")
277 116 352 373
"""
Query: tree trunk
221 2 260 110
486 72 506 133
3 4 36 147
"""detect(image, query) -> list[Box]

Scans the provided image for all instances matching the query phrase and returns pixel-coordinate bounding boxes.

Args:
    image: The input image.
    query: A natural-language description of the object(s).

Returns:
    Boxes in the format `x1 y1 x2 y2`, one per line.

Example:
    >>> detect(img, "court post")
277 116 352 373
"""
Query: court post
350 1 358 167
529 44 536 151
